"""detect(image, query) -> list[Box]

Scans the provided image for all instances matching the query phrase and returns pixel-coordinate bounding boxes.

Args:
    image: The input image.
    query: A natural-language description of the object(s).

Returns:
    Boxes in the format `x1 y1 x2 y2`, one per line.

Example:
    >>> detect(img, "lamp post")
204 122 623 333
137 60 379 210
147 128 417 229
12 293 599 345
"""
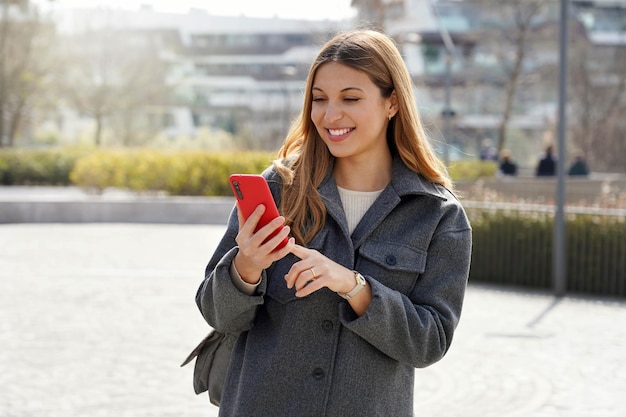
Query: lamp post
436 8 457 168
554 0 569 297
441 51 454 167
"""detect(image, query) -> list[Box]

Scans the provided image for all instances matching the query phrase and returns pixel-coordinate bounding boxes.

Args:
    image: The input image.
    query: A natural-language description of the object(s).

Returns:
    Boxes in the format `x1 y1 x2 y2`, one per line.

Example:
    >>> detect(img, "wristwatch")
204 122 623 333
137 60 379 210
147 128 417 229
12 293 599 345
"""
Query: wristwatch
338 271 367 300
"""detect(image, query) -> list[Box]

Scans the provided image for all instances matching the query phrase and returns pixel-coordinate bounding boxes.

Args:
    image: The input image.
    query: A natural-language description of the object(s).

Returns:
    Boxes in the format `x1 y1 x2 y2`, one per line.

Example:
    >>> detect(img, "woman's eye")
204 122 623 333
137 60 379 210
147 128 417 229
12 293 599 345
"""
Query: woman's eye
312 97 326 102
344 97 360 102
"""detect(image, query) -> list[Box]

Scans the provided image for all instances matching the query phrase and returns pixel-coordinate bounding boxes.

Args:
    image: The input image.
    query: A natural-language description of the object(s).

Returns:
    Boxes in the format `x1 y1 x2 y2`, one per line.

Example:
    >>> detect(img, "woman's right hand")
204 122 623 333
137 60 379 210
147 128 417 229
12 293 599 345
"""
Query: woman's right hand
233 204 294 284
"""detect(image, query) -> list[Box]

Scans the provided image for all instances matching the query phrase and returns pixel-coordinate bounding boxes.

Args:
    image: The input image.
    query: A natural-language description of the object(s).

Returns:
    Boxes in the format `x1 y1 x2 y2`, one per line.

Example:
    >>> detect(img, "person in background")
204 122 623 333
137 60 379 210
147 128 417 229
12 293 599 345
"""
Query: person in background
195 29 472 417
568 154 590 177
498 149 518 176
536 145 557 176
479 138 498 161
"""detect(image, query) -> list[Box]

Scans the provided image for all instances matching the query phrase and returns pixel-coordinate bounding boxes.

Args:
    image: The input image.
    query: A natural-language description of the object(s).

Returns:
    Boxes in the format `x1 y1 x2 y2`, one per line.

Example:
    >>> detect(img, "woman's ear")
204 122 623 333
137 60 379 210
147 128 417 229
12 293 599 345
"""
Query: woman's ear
388 90 399 118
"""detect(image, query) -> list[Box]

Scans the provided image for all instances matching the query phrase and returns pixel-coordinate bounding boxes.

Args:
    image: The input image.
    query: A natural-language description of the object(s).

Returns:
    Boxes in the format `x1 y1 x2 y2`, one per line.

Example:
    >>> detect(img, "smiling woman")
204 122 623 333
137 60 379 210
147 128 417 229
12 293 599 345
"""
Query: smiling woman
311 62 397 177
195 29 472 417
54 0 356 20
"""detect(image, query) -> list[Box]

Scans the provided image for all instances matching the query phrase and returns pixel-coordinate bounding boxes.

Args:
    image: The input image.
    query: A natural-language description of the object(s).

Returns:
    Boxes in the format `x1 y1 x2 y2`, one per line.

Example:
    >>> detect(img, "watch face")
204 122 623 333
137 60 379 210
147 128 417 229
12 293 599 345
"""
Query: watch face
356 273 366 286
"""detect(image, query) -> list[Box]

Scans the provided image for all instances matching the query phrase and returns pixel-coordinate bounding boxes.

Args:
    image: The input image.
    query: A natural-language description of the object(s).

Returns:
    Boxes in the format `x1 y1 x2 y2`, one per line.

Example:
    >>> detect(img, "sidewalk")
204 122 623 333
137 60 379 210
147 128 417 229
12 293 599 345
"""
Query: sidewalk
0 186 234 224
1 223 625 417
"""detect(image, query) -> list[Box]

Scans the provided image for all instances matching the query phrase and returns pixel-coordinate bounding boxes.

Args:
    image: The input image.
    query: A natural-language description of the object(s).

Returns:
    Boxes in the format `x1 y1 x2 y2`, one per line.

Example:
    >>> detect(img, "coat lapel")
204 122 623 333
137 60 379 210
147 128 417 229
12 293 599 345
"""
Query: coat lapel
315 157 449 252
317 173 350 239
350 187 400 249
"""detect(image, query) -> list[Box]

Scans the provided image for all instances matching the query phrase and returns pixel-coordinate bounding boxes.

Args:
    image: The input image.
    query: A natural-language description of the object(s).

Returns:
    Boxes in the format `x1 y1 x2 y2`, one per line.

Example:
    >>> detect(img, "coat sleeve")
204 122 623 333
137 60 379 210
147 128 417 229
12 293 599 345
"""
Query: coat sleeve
339 199 472 369
195 205 268 334
195 166 283 333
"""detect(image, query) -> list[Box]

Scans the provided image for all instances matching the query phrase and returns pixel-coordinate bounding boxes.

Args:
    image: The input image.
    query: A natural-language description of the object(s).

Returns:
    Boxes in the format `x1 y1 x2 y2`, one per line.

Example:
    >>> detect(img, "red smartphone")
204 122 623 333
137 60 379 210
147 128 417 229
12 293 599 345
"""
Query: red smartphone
229 174 288 250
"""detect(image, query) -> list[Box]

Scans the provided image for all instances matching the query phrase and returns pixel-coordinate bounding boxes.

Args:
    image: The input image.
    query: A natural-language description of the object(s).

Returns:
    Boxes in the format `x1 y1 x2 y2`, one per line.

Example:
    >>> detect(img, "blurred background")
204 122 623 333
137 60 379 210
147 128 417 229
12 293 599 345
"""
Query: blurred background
1 0 623 169
1 3 625 416
1 0 625 296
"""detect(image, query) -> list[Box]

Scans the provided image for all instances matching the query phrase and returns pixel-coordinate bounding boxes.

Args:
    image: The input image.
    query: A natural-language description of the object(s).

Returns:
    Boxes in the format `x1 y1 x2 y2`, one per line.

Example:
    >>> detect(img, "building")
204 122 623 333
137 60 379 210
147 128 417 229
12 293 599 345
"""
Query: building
44 1 625 165
55 6 350 148
351 0 625 165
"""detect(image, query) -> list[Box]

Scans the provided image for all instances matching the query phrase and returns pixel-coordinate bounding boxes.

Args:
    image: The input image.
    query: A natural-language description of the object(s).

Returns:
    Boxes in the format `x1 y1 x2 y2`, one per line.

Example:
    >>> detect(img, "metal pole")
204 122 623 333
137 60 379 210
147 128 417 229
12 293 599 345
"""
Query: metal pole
443 52 452 167
554 0 569 297
433 0 456 167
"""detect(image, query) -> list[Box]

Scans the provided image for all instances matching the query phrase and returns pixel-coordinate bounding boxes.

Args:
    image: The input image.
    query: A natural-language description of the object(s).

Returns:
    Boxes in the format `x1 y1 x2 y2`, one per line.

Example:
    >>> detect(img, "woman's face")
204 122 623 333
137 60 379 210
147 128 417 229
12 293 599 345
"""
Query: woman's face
310 62 397 163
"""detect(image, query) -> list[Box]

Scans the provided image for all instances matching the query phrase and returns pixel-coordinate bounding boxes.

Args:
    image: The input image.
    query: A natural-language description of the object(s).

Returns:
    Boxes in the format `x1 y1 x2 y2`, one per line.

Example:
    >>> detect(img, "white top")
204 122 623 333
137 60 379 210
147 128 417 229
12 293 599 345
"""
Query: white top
337 186 384 234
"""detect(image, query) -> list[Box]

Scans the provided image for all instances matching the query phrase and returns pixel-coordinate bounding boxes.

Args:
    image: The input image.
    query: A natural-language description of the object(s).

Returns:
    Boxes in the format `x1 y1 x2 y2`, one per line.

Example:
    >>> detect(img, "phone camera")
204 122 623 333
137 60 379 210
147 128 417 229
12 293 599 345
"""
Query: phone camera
232 180 244 199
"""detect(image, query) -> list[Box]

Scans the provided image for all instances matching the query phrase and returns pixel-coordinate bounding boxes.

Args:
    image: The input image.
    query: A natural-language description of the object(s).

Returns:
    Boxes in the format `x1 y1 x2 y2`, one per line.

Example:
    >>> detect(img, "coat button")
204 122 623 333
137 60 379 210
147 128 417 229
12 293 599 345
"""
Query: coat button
385 255 397 265
321 320 333 331
312 368 325 380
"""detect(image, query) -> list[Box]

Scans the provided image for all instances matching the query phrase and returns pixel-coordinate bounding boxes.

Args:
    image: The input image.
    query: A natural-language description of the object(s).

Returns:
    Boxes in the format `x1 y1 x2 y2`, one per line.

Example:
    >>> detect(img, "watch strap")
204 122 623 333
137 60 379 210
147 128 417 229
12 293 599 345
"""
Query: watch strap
338 271 366 300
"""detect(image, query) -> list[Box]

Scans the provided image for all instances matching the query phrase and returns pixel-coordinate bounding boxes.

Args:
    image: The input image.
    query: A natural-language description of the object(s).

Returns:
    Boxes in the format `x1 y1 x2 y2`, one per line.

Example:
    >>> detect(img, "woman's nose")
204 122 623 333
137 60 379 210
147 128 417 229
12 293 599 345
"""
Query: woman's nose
324 102 343 123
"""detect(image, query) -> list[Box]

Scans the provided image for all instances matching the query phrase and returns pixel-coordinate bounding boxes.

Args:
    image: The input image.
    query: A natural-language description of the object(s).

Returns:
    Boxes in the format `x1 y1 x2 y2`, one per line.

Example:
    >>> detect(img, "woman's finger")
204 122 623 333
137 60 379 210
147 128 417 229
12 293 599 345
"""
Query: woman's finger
284 245 312 288
293 266 321 292
289 243 308 259
240 204 265 232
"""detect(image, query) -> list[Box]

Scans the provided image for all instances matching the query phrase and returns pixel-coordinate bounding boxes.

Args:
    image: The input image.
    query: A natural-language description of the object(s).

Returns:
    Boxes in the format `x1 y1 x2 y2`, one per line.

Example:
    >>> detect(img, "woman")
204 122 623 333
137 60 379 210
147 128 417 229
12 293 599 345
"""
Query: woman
196 29 472 417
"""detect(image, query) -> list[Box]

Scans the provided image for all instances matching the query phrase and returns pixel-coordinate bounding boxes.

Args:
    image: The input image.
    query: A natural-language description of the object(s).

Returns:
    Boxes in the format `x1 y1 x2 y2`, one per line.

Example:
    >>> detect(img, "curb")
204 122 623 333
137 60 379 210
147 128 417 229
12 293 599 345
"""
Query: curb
0 193 235 224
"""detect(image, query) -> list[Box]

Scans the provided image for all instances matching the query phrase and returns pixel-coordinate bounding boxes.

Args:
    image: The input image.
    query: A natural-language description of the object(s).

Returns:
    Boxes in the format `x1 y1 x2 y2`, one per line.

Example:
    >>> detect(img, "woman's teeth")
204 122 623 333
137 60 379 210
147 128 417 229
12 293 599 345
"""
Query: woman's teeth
328 128 352 136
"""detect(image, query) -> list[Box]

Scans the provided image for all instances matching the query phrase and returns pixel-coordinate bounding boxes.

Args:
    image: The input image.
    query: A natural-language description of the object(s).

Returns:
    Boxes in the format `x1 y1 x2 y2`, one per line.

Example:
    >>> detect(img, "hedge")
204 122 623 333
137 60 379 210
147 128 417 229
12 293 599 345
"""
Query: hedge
1 148 497 192
466 206 626 298
448 159 498 180
69 149 275 196
0 147 89 186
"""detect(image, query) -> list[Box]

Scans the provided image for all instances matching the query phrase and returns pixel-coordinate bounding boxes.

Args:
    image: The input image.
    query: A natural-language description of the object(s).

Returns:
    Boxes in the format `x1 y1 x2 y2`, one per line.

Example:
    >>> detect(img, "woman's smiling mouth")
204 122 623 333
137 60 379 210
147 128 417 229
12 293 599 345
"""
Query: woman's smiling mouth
327 127 354 140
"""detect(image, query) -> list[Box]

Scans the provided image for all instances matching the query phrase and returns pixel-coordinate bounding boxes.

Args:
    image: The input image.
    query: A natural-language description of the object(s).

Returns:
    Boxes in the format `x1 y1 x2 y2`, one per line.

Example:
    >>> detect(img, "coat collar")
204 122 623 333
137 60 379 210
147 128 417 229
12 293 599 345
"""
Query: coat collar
389 157 449 201
318 156 448 202
316 156 448 251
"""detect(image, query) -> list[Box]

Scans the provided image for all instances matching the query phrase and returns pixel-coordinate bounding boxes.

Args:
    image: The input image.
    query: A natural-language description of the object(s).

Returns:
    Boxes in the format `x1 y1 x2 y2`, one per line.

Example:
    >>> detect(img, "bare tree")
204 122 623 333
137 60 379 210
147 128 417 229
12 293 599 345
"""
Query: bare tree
0 0 55 147
471 0 552 154
569 37 626 172
108 33 171 146
59 27 170 146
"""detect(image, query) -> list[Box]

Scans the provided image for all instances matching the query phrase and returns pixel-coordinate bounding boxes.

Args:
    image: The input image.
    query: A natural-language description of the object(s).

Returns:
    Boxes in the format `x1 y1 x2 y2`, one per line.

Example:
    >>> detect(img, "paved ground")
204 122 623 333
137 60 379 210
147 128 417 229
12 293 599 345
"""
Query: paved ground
1 223 625 417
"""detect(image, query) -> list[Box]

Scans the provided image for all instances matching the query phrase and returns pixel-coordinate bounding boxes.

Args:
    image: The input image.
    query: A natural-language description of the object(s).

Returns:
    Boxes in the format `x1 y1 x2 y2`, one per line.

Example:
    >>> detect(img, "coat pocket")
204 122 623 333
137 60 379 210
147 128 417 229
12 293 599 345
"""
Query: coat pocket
357 239 426 295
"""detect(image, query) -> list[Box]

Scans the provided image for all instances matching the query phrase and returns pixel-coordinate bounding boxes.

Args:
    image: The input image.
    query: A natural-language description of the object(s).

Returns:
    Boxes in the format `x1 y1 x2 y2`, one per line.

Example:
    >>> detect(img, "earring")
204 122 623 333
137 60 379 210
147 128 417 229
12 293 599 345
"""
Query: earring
388 114 393 121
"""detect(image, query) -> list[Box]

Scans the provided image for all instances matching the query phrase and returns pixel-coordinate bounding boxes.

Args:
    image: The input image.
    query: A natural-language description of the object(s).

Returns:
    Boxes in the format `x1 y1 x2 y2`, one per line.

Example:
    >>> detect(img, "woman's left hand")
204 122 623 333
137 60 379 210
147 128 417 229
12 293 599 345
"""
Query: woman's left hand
285 244 356 298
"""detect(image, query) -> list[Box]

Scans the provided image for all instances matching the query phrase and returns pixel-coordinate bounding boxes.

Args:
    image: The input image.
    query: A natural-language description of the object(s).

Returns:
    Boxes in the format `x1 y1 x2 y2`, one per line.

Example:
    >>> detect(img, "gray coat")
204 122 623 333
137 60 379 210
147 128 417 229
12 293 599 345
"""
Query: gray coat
196 157 472 417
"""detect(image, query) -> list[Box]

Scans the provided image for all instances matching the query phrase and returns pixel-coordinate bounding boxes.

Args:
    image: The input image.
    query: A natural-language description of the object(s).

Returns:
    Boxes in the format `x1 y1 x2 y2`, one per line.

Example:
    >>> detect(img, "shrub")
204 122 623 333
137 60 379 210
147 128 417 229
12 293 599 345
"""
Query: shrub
69 150 129 192
69 149 275 195
448 160 499 180
466 205 626 297
2 148 496 190
0 147 88 185
164 151 273 196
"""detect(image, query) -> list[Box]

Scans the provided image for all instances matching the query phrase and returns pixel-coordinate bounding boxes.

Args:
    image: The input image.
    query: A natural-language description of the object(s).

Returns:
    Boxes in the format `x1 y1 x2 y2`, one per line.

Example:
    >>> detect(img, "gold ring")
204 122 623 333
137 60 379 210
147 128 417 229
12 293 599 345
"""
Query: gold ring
310 267 317 280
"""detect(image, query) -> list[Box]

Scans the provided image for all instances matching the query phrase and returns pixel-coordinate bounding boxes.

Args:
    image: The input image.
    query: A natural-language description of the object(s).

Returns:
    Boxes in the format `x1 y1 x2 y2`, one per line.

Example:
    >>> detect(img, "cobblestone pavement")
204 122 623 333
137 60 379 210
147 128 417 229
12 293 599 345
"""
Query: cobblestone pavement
1 224 625 417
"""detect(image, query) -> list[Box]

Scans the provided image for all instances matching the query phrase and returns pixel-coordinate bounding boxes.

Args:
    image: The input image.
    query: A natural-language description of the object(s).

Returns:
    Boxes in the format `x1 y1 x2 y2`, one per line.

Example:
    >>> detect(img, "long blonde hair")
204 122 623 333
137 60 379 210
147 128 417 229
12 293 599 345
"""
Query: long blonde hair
274 29 451 245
